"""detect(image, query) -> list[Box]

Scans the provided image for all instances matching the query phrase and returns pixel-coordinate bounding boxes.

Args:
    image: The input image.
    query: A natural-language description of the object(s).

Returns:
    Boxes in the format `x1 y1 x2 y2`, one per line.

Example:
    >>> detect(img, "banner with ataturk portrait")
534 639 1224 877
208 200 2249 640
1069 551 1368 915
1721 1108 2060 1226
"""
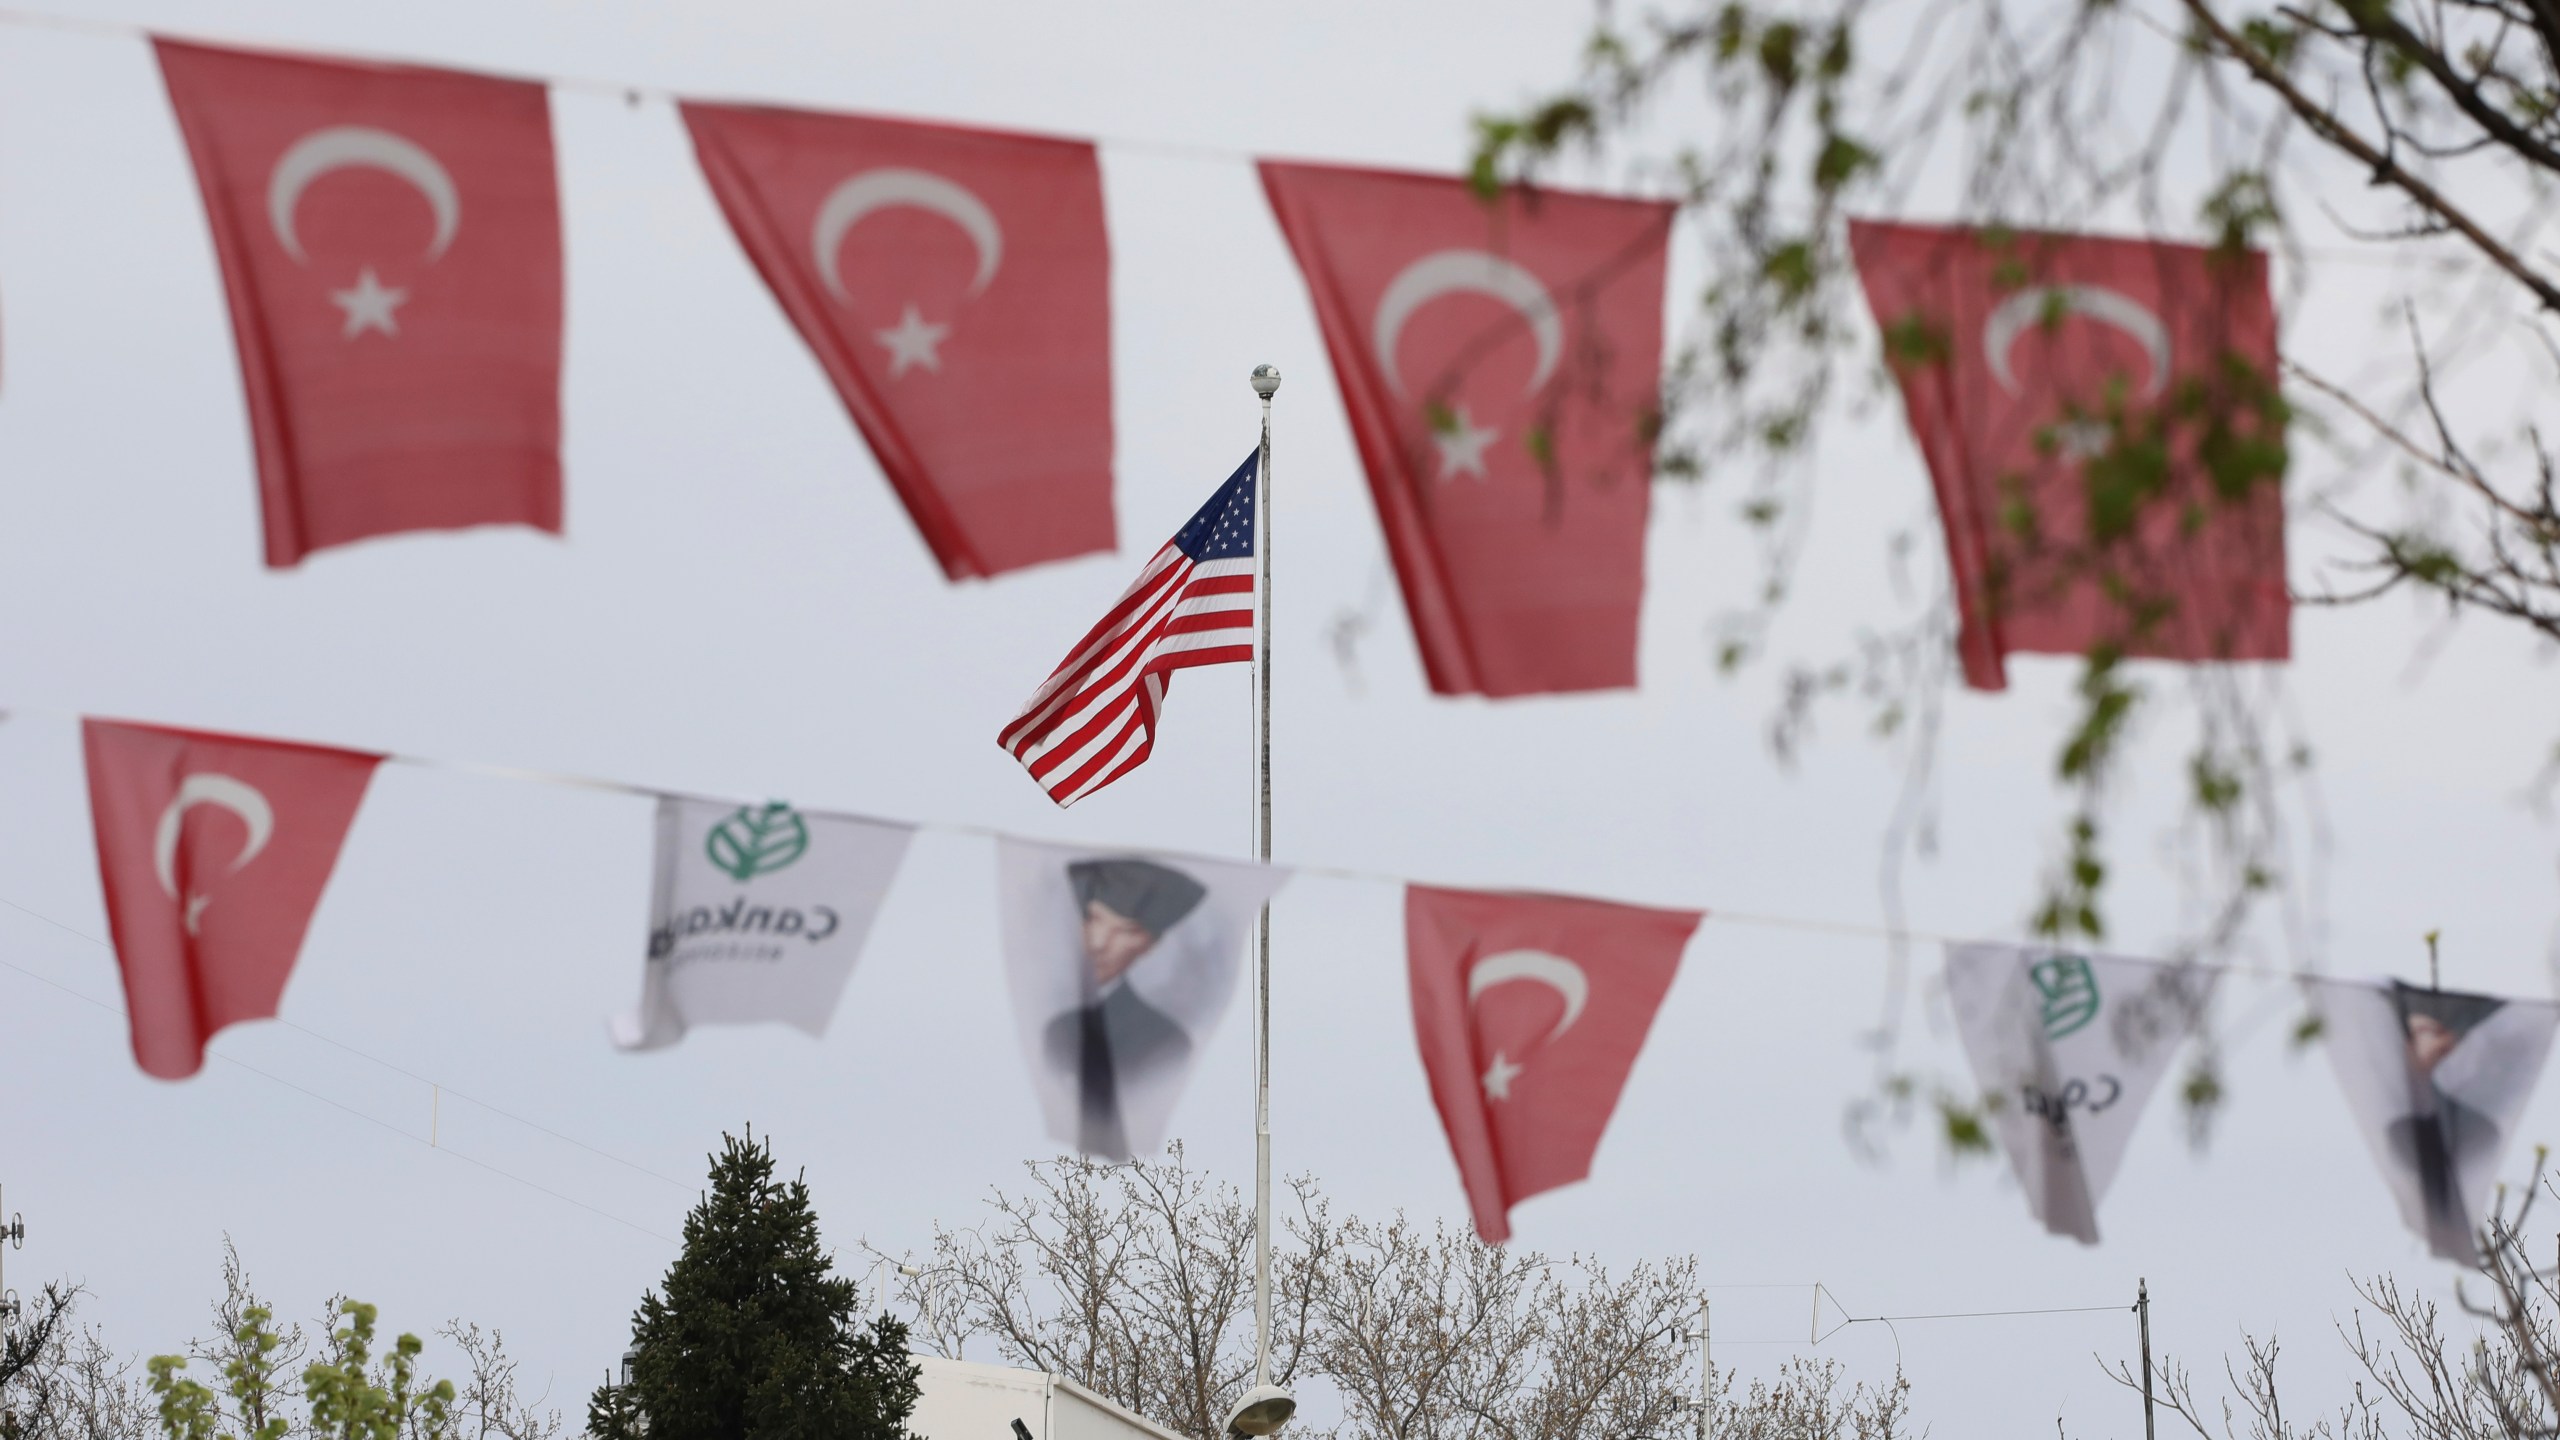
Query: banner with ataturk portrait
2315 978 2558 1262
996 837 1290 1160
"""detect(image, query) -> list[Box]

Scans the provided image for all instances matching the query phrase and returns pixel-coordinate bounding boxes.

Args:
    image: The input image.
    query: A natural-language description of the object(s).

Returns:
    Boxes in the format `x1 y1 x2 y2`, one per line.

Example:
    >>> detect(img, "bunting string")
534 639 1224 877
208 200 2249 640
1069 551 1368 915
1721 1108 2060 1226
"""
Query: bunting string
12 708 2550 1259
0 939 682 1243
0 2 2535 1262
0 1 2501 268
4 701 2499 992
0 917 2191 1343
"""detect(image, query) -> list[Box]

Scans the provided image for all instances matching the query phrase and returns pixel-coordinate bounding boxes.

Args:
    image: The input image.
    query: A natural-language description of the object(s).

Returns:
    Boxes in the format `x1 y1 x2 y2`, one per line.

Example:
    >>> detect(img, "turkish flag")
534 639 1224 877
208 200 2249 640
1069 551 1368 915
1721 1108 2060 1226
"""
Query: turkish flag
1848 221 2289 690
1406 885 1701 1243
1261 163 1674 697
684 102 1115 579
84 718 381 1079
155 39 562 568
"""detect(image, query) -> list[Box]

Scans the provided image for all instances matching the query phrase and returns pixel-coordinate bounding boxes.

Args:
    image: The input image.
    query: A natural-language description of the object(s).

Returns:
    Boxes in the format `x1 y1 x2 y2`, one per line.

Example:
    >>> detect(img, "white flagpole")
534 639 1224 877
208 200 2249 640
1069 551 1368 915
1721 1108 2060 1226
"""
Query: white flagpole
1229 362 1293 1438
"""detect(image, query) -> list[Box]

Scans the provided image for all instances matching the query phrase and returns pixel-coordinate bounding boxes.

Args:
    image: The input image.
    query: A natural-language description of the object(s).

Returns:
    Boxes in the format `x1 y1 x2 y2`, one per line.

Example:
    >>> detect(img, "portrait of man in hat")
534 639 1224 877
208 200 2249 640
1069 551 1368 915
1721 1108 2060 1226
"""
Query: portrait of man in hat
1043 857 1208 1158
2385 984 2508 1260
996 838 1285 1163
2322 975 2559 1264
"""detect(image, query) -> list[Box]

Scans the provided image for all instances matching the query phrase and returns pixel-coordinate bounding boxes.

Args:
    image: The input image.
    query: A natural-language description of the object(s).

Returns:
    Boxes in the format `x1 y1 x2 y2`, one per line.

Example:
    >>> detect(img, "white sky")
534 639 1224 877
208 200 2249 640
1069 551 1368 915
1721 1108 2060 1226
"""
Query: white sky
1 2 2556 1435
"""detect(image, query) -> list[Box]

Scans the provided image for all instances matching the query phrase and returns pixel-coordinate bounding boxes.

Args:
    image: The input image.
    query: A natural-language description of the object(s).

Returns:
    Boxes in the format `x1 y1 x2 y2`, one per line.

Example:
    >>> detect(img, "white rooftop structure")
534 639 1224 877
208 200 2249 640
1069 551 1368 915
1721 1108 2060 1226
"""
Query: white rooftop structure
909 1356 1196 1440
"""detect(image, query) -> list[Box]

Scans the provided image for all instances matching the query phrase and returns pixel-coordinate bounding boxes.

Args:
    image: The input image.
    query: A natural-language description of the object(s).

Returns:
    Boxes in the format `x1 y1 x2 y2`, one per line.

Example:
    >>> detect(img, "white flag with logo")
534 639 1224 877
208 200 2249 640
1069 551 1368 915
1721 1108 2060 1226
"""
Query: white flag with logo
2315 978 2558 1263
996 837 1290 1161
611 798 913 1051
1945 943 2214 1243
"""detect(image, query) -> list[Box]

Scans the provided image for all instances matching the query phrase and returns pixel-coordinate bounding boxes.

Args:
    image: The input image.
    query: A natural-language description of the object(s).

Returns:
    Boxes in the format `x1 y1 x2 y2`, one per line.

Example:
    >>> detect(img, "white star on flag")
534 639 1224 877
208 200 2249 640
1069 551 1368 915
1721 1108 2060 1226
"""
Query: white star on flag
330 267 407 339
874 305 950 377
1432 406 1498 480
1480 1050 1523 1100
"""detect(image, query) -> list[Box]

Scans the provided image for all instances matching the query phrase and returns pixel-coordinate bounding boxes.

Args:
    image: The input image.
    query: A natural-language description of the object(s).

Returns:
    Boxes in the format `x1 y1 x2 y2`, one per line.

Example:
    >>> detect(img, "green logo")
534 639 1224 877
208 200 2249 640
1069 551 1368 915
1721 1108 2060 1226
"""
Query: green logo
706 802 809 880
2029 955 2101 1040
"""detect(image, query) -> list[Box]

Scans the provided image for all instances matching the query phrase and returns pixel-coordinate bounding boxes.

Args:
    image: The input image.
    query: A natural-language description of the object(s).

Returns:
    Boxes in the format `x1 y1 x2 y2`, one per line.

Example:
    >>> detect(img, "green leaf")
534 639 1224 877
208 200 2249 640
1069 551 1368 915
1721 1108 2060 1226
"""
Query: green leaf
2181 1061 2223 1116
1522 425 1555 467
1939 1099 1993 1156
1816 22 1854 79
705 802 811 881
1757 20 1802 89
1882 312 1951 367
1812 133 1877 191
1761 241 1818 303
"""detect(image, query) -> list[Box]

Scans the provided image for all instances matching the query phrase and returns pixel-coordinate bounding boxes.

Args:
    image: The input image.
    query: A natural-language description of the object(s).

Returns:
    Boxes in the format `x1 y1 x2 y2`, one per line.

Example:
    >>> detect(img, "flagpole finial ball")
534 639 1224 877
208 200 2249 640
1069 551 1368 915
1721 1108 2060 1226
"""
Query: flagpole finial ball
1250 364 1281 399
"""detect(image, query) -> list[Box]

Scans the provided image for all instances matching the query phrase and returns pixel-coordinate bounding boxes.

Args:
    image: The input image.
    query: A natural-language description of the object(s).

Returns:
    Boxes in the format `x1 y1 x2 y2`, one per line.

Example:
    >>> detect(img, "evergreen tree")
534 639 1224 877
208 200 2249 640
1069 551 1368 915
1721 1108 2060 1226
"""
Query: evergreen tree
589 1131 918 1440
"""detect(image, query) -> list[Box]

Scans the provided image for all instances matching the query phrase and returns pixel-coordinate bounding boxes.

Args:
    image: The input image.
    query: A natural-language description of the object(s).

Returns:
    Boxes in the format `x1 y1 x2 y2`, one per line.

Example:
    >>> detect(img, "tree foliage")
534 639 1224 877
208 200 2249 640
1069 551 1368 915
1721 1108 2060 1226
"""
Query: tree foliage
0 1242 556 1440
588 1130 918 1440
147 1302 453 1440
1468 0 2560 1145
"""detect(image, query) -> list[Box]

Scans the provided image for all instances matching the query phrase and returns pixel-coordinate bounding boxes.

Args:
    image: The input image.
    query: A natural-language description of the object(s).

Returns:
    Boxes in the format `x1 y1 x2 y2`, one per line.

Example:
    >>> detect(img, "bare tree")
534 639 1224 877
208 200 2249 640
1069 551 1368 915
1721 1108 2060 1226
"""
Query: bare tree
2 1284 81 1437
2100 1156 2560 1440
1296 1203 1701 1440
880 1143 1315 1440
875 1146 1911 1440
1717 1358 1912 1440
437 1324 561 1440
2 1285 152 1440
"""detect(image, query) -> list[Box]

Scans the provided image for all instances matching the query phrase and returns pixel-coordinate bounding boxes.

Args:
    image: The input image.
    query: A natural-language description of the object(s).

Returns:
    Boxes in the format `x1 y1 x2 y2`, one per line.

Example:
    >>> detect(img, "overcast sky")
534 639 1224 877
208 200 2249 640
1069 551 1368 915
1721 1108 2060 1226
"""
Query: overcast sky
2 2 2556 1436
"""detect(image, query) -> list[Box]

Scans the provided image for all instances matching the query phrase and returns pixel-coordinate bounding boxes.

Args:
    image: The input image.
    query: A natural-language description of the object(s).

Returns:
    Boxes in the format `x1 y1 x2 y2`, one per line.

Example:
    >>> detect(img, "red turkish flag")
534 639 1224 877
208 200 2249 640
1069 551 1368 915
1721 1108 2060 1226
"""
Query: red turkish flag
1407 885 1701 1243
684 102 1114 579
155 39 562 569
1848 221 2289 689
1262 163 1674 697
84 719 381 1080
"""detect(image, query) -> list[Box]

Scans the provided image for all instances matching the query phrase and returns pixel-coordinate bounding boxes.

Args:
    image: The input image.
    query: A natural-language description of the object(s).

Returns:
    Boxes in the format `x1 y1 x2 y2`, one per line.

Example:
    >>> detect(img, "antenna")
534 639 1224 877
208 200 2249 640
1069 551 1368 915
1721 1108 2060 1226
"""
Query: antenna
2137 1278 2156 1440
0 1184 24 1335
1699 1296 1714 1440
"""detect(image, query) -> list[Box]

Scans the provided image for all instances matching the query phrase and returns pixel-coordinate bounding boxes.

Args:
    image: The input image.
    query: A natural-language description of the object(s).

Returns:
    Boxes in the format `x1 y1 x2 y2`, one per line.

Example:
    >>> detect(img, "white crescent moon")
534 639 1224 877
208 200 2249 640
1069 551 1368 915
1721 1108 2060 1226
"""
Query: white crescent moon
811 168 1004 305
1467 948 1589 1044
1372 250 1563 398
153 773 275 900
1982 285 2170 399
268 126 462 265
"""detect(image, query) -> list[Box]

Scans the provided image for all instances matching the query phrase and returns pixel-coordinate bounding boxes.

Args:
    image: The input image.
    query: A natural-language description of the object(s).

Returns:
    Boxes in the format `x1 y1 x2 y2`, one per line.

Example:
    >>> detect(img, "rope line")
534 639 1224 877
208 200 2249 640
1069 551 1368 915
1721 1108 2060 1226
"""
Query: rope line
1844 1303 2130 1323
360 749 2439 997
0 1 2515 268
0 890 693 1191
5 702 2504 1003
1814 1298 2129 1346
0 913 679 1243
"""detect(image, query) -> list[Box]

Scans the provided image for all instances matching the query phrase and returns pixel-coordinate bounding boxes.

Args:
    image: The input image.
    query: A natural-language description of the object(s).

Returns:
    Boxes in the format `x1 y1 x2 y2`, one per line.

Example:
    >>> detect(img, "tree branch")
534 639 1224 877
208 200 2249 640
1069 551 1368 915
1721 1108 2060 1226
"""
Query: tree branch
2177 0 2560 312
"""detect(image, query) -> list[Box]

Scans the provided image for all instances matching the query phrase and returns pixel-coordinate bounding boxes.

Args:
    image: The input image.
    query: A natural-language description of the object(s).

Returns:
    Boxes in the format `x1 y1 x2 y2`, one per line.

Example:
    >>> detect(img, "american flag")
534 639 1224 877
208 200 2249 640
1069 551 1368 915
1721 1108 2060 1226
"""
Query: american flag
1000 453 1259 806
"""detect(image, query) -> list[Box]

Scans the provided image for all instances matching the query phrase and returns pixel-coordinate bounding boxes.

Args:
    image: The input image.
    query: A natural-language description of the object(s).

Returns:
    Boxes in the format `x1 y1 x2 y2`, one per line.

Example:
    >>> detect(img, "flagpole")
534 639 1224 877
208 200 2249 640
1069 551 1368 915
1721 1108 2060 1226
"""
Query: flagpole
1221 364 1293 1436
1249 363 1280 1397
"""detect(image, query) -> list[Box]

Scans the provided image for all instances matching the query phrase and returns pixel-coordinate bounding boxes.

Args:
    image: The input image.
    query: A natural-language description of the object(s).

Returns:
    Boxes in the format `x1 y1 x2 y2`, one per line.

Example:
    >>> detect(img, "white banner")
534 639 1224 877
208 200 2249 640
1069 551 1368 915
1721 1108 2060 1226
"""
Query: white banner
611 798 912 1051
1946 943 2214 1243
997 837 1290 1160
2316 978 2557 1262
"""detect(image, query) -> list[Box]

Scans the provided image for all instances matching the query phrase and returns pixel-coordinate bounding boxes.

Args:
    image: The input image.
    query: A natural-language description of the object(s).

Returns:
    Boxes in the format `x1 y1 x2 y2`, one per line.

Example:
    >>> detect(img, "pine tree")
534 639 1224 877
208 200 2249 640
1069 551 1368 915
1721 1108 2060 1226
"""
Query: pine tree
588 1130 919 1440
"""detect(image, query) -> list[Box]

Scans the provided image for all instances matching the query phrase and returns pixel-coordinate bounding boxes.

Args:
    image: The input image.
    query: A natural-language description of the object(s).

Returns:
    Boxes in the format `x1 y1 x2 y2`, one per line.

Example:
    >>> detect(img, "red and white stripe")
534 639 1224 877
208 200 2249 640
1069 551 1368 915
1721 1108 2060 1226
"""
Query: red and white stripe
998 544 1255 806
